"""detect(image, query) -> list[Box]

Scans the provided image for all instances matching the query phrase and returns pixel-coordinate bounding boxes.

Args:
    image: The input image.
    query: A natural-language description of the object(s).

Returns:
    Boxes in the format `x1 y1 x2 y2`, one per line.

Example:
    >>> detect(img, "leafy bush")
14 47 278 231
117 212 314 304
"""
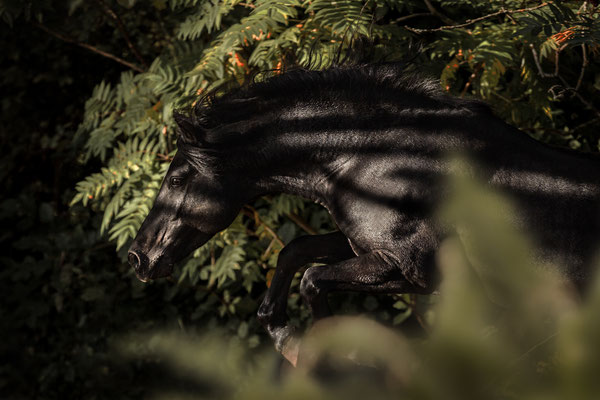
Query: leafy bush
118 172 600 399
69 0 600 341
1 1 599 398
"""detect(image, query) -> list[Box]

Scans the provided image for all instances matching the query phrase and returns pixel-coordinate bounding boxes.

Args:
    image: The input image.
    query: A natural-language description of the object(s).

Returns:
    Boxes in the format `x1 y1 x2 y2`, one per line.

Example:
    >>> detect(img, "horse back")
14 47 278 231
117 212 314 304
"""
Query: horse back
321 115 600 288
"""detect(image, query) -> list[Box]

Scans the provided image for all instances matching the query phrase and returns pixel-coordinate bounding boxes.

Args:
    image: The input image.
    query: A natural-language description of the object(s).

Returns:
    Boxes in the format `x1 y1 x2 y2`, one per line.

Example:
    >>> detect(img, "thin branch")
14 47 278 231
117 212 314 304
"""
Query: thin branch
510 332 558 366
261 238 276 260
94 0 148 68
259 195 318 235
531 43 600 118
392 12 433 24
530 44 557 78
155 153 173 162
395 294 431 333
554 45 560 76
286 212 318 235
558 75 600 118
491 91 527 104
423 0 456 25
491 91 513 103
33 22 145 73
505 11 518 25
552 42 570 77
460 63 483 97
522 126 566 136
403 2 551 34
573 117 600 132
575 44 588 91
242 206 285 248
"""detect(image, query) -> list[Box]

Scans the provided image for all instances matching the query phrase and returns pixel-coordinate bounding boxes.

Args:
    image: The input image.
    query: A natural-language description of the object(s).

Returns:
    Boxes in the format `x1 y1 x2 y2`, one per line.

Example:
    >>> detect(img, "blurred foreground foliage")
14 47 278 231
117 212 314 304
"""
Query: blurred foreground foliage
0 0 599 398
119 171 600 400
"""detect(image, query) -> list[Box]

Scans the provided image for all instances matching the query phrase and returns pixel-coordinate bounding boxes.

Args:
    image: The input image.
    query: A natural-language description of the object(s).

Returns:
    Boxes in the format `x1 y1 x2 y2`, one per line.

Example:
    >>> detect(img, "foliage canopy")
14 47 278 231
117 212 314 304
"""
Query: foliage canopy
1 0 599 398
70 0 600 320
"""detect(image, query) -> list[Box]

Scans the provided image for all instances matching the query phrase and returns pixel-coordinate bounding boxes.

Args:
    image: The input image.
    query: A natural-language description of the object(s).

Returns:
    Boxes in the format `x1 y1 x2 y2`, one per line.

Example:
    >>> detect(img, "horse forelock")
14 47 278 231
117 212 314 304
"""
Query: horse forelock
176 138 221 175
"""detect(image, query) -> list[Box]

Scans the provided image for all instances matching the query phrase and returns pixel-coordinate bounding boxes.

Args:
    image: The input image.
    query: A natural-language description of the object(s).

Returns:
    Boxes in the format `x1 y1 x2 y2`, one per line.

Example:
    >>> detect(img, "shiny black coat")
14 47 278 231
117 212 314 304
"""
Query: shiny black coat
128 64 600 351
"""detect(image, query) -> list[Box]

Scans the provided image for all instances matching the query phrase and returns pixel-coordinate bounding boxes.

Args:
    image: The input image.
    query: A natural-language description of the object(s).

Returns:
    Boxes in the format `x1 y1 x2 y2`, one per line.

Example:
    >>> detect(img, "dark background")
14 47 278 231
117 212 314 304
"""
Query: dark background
1 1 598 398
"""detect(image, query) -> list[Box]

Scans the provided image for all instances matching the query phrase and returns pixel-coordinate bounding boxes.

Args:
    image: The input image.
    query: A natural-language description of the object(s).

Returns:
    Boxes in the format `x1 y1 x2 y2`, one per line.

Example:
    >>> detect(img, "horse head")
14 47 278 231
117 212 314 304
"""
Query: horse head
127 112 243 282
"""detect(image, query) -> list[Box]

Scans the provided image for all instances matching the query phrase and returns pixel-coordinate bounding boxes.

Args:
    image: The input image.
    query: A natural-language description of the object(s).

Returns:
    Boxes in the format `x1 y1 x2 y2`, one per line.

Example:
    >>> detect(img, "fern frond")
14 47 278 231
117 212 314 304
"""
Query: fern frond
307 0 373 36
177 0 237 40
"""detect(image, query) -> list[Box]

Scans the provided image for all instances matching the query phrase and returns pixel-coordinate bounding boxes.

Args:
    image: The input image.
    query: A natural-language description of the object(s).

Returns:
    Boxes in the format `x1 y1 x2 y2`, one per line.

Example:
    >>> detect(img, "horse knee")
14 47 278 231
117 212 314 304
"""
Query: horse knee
277 236 311 270
276 245 297 271
300 267 323 302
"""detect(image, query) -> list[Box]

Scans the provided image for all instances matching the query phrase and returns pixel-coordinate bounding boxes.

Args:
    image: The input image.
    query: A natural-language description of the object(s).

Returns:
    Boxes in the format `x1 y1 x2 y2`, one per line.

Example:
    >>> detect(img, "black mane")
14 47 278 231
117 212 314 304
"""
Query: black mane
179 63 491 147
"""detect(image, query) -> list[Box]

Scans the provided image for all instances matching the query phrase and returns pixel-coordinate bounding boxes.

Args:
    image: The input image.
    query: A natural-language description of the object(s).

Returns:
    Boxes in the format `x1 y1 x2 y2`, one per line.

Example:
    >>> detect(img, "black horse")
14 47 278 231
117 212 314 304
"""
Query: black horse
128 63 600 355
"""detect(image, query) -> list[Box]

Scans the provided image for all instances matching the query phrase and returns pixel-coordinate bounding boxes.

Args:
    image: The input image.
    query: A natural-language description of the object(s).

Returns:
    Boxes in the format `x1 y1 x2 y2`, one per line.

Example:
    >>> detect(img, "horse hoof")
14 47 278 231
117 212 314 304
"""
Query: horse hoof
273 325 295 352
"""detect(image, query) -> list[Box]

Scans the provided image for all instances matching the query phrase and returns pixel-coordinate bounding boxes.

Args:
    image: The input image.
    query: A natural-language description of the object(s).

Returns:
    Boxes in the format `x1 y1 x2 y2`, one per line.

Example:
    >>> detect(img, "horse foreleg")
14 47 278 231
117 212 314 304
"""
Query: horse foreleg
299 250 435 320
257 231 355 352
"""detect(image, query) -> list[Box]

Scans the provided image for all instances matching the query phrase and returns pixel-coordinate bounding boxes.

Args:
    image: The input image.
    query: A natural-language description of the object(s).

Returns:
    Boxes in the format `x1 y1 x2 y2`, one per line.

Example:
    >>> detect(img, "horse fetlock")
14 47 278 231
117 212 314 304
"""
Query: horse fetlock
258 301 288 328
257 302 275 326
300 268 323 302
272 325 296 353
258 303 295 353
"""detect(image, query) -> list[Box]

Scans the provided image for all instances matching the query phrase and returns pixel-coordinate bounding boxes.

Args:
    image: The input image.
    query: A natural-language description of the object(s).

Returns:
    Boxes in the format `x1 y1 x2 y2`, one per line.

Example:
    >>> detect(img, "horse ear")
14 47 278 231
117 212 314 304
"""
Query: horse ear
173 111 199 144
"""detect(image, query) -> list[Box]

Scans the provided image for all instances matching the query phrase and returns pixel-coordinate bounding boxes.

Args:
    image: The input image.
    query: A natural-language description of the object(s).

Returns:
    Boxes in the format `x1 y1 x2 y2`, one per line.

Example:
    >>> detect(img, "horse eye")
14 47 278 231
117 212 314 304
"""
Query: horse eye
170 176 184 187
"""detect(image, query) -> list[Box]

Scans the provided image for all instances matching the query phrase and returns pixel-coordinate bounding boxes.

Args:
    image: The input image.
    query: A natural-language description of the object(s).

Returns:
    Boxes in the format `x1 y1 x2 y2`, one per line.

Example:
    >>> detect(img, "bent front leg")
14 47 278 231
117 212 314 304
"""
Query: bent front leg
300 250 436 320
257 231 355 351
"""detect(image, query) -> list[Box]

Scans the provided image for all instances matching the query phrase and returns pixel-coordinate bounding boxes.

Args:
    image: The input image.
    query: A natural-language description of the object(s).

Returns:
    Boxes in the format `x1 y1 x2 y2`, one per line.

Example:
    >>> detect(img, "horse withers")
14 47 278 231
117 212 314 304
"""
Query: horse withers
127 63 600 358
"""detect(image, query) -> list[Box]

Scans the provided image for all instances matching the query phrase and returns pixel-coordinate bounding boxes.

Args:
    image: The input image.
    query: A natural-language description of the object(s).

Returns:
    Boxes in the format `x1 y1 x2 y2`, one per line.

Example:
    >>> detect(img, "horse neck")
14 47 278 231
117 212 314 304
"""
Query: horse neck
226 102 358 202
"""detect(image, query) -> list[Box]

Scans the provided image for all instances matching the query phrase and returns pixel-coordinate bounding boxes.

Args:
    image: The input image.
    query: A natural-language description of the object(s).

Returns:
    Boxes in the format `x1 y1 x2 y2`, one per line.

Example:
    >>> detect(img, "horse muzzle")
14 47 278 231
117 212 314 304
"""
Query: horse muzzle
128 250 172 282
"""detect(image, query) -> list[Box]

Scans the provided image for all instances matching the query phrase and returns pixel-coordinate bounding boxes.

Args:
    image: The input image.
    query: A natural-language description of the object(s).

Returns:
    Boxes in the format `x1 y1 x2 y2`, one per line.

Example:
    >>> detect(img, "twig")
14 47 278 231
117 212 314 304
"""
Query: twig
492 91 513 103
262 238 276 260
487 330 559 391
522 126 566 136
505 11 517 25
491 91 527 104
33 22 145 73
94 0 148 68
139 148 173 162
403 2 550 34
573 117 600 132
286 212 318 235
510 332 558 366
558 74 600 118
242 206 285 248
530 43 557 78
395 294 431 333
531 41 569 81
423 0 456 25
259 195 318 235
155 153 173 161
575 44 588 91
392 12 433 24
531 43 600 118
460 63 483 97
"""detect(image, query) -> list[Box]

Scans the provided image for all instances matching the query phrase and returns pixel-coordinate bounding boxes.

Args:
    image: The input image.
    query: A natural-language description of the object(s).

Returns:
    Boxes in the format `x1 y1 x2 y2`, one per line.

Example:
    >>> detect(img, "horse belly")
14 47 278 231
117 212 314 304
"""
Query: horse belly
490 169 600 285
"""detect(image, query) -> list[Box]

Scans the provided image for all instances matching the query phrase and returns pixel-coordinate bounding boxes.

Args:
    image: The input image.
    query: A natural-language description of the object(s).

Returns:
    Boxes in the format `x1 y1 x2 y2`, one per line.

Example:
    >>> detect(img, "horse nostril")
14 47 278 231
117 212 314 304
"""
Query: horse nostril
128 251 141 270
